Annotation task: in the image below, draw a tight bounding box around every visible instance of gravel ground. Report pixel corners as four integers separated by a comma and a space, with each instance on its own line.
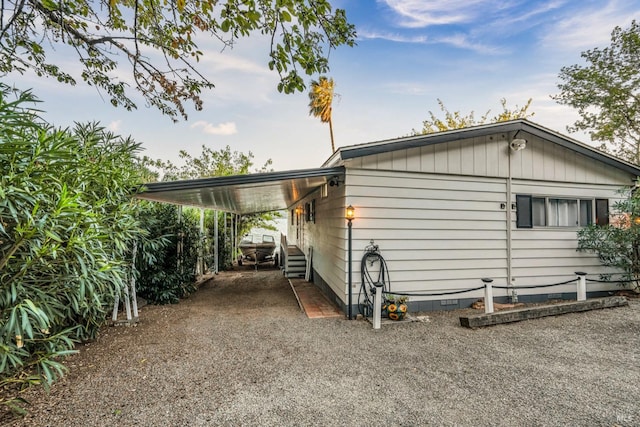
2, 267, 639, 427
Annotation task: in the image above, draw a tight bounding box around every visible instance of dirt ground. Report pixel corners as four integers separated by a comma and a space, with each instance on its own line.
2, 266, 298, 425
2, 266, 639, 426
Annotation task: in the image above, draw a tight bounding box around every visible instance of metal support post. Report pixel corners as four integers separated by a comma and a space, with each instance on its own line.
177, 205, 183, 274
347, 219, 353, 320
214, 210, 219, 274
234, 214, 238, 264
197, 208, 204, 276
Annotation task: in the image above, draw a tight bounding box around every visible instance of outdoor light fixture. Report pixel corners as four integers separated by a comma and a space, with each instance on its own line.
346, 205, 355, 320
509, 129, 528, 152
346, 205, 355, 221
509, 138, 527, 151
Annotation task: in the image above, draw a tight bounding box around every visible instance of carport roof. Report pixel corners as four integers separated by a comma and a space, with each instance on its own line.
136, 166, 345, 214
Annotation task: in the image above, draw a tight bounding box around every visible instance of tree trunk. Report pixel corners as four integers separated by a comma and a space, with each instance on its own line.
329, 117, 335, 152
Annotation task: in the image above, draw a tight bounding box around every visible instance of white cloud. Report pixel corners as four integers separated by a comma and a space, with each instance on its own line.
436, 34, 505, 54
380, 0, 492, 27
190, 120, 238, 135
358, 28, 502, 54
190, 34, 280, 105
107, 120, 122, 132
358, 29, 427, 43
505, 0, 565, 24
471, 1, 566, 39
204, 52, 271, 76
540, 1, 640, 52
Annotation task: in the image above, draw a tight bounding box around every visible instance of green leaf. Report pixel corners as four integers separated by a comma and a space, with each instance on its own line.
280, 10, 292, 22
20, 308, 33, 339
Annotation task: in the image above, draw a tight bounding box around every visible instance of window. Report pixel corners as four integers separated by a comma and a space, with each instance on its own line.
516, 195, 608, 228
321, 183, 328, 198
580, 200, 592, 227
596, 199, 609, 226
532, 197, 546, 226
548, 198, 578, 227
306, 199, 316, 223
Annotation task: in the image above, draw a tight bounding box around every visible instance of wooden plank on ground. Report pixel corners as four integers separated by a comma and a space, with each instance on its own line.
459, 296, 628, 329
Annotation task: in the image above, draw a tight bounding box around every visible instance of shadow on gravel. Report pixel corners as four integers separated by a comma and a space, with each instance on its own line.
193, 267, 301, 317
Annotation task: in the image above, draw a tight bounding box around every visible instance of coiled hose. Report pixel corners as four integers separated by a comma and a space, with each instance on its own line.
359, 242, 391, 317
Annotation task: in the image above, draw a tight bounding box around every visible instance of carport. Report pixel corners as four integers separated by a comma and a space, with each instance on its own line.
135, 166, 346, 318
137, 167, 344, 214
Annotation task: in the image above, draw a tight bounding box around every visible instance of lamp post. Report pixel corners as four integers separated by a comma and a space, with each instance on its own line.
346, 205, 355, 320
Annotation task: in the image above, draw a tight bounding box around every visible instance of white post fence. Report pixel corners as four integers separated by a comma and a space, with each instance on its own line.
372, 284, 383, 330
370, 272, 591, 329
575, 271, 587, 301
480, 273, 588, 314
482, 278, 494, 314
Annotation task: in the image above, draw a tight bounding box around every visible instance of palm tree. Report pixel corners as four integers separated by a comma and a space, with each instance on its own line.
308, 76, 336, 152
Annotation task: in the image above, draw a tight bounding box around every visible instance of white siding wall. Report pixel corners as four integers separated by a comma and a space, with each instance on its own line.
511, 135, 631, 184
336, 130, 637, 305
354, 135, 510, 178
346, 168, 507, 301
288, 183, 347, 301
510, 180, 625, 296
349, 133, 633, 185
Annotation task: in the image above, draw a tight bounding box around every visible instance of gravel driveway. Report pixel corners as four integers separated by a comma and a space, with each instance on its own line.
3, 267, 639, 426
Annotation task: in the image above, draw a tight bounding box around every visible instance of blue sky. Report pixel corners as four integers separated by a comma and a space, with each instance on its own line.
7, 0, 640, 172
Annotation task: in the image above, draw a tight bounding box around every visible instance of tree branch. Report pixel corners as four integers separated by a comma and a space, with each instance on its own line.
0, 0, 27, 41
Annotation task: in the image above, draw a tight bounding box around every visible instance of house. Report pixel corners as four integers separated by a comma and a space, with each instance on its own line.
138, 120, 640, 314
284, 120, 640, 313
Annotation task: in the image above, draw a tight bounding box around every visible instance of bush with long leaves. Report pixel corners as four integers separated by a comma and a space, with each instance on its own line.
578, 187, 640, 292
0, 85, 146, 412
135, 203, 199, 305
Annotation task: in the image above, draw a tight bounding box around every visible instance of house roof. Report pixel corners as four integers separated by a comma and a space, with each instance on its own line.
136, 167, 345, 214
137, 120, 640, 214
324, 120, 640, 177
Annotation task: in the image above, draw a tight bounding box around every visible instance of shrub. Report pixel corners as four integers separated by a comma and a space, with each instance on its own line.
135, 203, 199, 304
577, 186, 640, 291
0, 86, 145, 412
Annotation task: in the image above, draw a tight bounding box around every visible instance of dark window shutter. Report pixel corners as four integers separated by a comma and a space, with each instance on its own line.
516, 195, 533, 228
595, 199, 609, 226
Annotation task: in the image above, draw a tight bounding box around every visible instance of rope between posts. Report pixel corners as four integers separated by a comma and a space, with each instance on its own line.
382, 285, 486, 297
383, 278, 581, 298
586, 278, 636, 283
387, 275, 633, 300
492, 279, 576, 290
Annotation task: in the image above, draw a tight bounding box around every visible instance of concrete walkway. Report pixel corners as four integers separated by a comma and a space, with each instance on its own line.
288, 278, 343, 319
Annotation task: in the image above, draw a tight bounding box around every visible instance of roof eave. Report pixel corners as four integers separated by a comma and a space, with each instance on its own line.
139, 166, 346, 194
336, 120, 640, 177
